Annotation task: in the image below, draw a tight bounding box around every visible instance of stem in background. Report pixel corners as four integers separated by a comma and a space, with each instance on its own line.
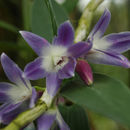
74, 0, 104, 43
22, 0, 33, 30
3, 101, 47, 130
44, 0, 57, 36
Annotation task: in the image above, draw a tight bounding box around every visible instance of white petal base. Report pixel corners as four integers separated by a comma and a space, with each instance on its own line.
41, 89, 53, 107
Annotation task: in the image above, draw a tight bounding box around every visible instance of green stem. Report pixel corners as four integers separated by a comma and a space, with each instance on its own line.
22, 0, 33, 30
44, 0, 57, 36
34, 86, 45, 91
74, 0, 104, 43
3, 101, 47, 130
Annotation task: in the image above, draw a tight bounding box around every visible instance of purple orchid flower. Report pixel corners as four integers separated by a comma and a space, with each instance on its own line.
85, 9, 130, 68
37, 107, 69, 130
20, 21, 91, 105
0, 53, 37, 124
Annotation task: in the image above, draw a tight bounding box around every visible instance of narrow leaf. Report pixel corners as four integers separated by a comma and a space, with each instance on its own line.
0, 20, 19, 33
44, 0, 57, 36
63, 0, 78, 13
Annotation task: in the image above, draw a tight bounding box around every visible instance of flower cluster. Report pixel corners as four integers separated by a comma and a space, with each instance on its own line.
0, 9, 129, 130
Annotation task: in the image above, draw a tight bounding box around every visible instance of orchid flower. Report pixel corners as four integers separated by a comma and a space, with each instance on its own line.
37, 107, 69, 130
20, 21, 91, 106
0, 53, 37, 124
85, 9, 130, 68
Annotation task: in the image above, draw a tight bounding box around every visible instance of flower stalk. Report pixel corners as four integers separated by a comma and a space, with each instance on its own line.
74, 0, 104, 43
3, 100, 47, 130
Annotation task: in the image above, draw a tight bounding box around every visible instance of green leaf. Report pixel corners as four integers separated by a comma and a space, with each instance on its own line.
0, 20, 19, 33
63, 0, 78, 13
32, 0, 68, 42
57, 104, 90, 130
90, 56, 129, 86
61, 73, 130, 127
51, 1, 68, 25
44, 0, 57, 36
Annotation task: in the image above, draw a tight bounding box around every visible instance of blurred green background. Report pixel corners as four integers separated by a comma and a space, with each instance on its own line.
0, 0, 129, 129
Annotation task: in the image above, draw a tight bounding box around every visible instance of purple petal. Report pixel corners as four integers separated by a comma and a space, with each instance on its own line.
29, 88, 37, 108
46, 73, 62, 97
20, 31, 49, 56
88, 9, 111, 39
24, 57, 47, 80
1, 101, 28, 124
68, 41, 92, 58
0, 83, 13, 103
0, 92, 9, 103
0, 102, 22, 124
53, 21, 74, 47
37, 110, 56, 130
58, 57, 76, 79
1, 53, 31, 89
104, 32, 130, 53
56, 108, 70, 130
0, 103, 16, 114
86, 49, 130, 68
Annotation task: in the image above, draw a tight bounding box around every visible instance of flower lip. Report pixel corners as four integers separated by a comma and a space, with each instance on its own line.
56, 56, 68, 66
41, 45, 69, 73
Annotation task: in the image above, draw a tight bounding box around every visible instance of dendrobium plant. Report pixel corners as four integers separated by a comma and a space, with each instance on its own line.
85, 9, 130, 68
0, 53, 37, 124
0, 0, 130, 128
20, 21, 91, 106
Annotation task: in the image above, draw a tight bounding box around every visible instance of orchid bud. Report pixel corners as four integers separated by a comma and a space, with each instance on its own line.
76, 59, 93, 85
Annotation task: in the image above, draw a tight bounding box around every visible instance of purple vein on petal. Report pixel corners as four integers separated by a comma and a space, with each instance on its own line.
104, 32, 130, 53
24, 57, 47, 80
68, 41, 92, 58
88, 9, 111, 39
86, 49, 130, 68
19, 31, 49, 56
1, 53, 31, 90
53, 21, 74, 47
